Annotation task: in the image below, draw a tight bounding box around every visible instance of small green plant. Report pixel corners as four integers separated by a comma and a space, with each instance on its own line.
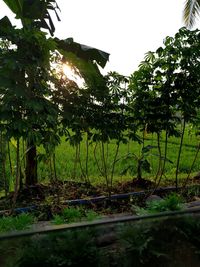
52, 214, 65, 225
0, 213, 35, 233
62, 207, 82, 223
85, 210, 100, 221
52, 208, 100, 225
12, 229, 100, 267
134, 193, 185, 215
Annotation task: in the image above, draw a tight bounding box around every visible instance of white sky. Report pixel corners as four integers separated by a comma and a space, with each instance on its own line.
0, 0, 199, 75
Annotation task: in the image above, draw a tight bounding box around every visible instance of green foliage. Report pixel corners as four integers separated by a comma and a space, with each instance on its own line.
120, 145, 157, 178
1, 4, 200, 193
120, 217, 200, 266
129, 27, 200, 188
52, 214, 65, 225
178, 217, 200, 250
0, 213, 35, 233
120, 223, 165, 265
130, 27, 200, 137
61, 207, 82, 223
147, 193, 185, 212
85, 210, 99, 221
52, 208, 99, 225
13, 229, 99, 267
134, 193, 185, 215
3, 0, 60, 35
2, 215, 200, 266
0, 0, 109, 187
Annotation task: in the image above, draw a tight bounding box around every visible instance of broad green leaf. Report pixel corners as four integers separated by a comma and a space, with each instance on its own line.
0, 16, 13, 37
55, 41, 109, 99
3, 0, 23, 18
3, 0, 60, 35
55, 38, 109, 68
10, 138, 17, 149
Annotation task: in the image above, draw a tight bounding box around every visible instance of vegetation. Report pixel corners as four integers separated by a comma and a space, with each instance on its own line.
0, 0, 109, 199
7, 229, 100, 267
0, 2, 200, 266
120, 216, 200, 266
52, 207, 99, 224
0, 213, 34, 233
183, 0, 200, 28
1, 216, 200, 266
0, 1, 200, 251
134, 193, 185, 215
0, 26, 200, 201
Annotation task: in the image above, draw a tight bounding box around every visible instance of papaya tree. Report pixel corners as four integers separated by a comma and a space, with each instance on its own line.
0, 0, 109, 189
129, 27, 200, 188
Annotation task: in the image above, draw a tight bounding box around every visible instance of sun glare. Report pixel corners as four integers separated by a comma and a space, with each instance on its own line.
62, 64, 75, 80
62, 63, 84, 87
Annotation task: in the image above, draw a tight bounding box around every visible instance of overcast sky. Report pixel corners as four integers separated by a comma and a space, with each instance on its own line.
1, 0, 199, 75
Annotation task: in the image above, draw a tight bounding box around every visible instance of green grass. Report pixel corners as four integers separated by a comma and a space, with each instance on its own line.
39, 127, 200, 183
52, 207, 99, 225
3, 126, 200, 189
134, 193, 185, 215
0, 213, 35, 233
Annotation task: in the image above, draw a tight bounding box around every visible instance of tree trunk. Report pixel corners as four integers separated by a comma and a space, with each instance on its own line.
25, 140, 38, 186
137, 161, 142, 180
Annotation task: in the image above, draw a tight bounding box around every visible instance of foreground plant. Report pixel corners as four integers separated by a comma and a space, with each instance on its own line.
134, 193, 185, 215
0, 0, 109, 195
120, 216, 200, 266
52, 207, 99, 225
10, 229, 100, 267
0, 213, 35, 233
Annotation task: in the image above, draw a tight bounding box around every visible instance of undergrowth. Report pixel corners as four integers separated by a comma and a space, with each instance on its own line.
133, 193, 185, 215
0, 213, 35, 233
52, 207, 100, 225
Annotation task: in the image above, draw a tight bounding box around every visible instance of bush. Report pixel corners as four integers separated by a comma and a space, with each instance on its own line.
0, 213, 35, 233
134, 193, 185, 215
14, 229, 100, 267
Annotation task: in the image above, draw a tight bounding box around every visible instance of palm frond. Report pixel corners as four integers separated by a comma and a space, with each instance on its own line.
183, 0, 200, 28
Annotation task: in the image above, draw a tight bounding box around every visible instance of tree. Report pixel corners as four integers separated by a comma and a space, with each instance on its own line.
183, 0, 200, 28
129, 27, 200, 187
0, 0, 109, 188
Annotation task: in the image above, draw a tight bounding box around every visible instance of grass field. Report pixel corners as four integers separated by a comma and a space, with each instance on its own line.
35, 126, 200, 186
3, 125, 200, 193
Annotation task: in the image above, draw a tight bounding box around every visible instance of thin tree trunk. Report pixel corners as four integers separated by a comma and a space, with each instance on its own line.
72, 144, 79, 179
183, 142, 200, 188
154, 130, 168, 191
49, 155, 53, 180
12, 139, 20, 209
25, 140, 37, 186
110, 142, 120, 189
101, 141, 110, 198
53, 152, 57, 181
22, 139, 26, 169
77, 143, 86, 181
94, 142, 103, 176
155, 132, 162, 183
137, 160, 142, 180
175, 119, 186, 190
85, 132, 89, 183
7, 141, 13, 176
0, 133, 7, 196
